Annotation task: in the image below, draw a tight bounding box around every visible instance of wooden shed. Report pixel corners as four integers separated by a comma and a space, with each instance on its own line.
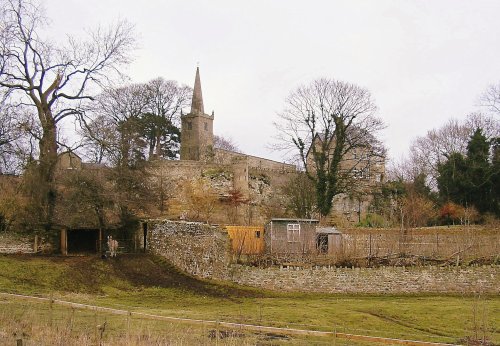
264, 218, 319, 255
316, 227, 343, 255
226, 225, 265, 255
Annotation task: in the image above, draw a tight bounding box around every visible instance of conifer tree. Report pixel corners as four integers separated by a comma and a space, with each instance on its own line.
437, 129, 499, 216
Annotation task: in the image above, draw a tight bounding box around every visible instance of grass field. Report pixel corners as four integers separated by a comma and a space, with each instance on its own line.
0, 254, 498, 345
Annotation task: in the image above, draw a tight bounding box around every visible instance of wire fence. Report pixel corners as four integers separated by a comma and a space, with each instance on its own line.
244, 228, 500, 267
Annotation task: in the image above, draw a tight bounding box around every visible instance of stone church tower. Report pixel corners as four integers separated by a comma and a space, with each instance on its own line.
180, 67, 214, 161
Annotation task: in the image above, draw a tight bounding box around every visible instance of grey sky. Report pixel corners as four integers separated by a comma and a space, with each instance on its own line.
45, 0, 500, 163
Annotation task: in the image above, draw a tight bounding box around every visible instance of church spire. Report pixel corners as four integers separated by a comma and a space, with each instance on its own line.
190, 66, 204, 114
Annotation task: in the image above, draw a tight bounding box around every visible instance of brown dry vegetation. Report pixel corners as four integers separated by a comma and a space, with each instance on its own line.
238, 225, 500, 267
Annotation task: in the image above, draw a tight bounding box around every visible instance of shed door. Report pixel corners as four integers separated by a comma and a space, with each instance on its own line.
316, 234, 328, 253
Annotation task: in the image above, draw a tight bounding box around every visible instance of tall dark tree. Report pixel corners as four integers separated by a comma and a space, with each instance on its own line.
465, 129, 496, 214
492, 138, 500, 214
437, 152, 469, 208
437, 129, 499, 216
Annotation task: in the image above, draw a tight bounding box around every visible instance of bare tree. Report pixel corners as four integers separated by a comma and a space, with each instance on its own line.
403, 113, 499, 188
79, 114, 117, 165
212, 134, 242, 164
0, 90, 19, 172
214, 135, 241, 153
281, 172, 316, 219
480, 83, 500, 116
82, 79, 190, 163
89, 84, 149, 167
274, 78, 385, 217
181, 178, 219, 223
0, 0, 135, 227
144, 78, 191, 160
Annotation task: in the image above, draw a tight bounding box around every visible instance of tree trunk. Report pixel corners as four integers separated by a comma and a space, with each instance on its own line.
153, 128, 162, 160
37, 112, 58, 230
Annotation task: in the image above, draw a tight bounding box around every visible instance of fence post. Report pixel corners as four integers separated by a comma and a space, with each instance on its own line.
94, 307, 98, 345
127, 311, 131, 343
215, 318, 220, 346
33, 235, 38, 254
49, 291, 53, 327
436, 232, 439, 254
333, 325, 336, 346
368, 233, 372, 265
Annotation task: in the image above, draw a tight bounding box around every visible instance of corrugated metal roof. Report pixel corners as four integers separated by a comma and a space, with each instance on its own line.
316, 227, 342, 234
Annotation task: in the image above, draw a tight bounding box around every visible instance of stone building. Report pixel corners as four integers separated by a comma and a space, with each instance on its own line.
306, 132, 386, 225
180, 67, 214, 161
157, 67, 296, 206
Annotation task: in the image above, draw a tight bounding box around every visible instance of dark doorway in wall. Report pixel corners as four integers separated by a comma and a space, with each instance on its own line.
142, 222, 148, 252
316, 234, 328, 253
68, 229, 99, 253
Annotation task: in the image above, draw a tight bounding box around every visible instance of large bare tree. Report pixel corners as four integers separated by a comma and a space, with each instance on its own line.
0, 0, 135, 227
81, 78, 190, 165
91, 84, 149, 167
274, 78, 385, 217
144, 78, 191, 160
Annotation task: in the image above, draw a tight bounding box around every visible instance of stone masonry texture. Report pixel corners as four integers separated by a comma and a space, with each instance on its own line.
147, 220, 231, 279
147, 220, 500, 294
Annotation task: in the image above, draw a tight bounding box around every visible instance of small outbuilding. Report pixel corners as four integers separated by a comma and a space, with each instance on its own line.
316, 227, 343, 255
264, 218, 319, 255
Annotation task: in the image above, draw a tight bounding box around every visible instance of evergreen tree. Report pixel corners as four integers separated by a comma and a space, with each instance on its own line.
465, 129, 494, 214
437, 152, 468, 205
437, 129, 499, 216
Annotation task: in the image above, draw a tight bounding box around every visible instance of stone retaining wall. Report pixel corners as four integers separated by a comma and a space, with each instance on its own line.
147, 220, 230, 279
229, 264, 499, 294
146, 220, 500, 294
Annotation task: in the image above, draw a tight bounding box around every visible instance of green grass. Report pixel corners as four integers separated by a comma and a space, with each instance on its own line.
0, 254, 498, 345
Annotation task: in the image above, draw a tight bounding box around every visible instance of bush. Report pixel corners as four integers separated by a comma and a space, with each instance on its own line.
357, 213, 387, 228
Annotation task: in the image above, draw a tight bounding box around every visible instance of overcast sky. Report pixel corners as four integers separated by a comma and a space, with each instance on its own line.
45, 0, 500, 163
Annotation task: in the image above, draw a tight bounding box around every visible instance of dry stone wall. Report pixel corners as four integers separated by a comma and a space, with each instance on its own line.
0, 232, 51, 254
147, 220, 231, 279
0, 233, 34, 254
147, 220, 500, 294
229, 264, 500, 294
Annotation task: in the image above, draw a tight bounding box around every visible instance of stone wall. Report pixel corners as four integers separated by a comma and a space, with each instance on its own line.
229, 264, 500, 294
214, 148, 296, 172
146, 220, 231, 279
0, 232, 51, 254
0, 233, 34, 254
146, 220, 499, 294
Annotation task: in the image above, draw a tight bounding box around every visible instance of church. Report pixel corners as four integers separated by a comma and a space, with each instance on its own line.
54, 67, 384, 226
169, 67, 385, 225
164, 67, 296, 200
